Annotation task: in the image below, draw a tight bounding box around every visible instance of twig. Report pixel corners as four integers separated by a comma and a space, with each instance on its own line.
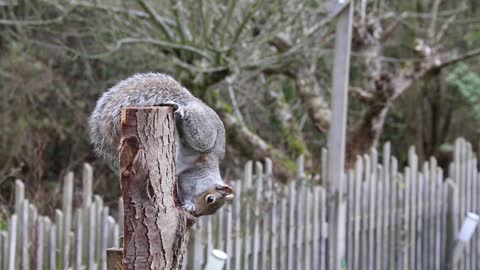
428, 0, 442, 41
137, 0, 174, 40
226, 80, 245, 125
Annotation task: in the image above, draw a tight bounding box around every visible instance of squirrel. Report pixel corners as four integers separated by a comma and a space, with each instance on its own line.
89, 73, 233, 217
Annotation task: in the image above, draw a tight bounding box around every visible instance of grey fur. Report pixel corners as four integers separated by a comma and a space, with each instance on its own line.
89, 73, 231, 216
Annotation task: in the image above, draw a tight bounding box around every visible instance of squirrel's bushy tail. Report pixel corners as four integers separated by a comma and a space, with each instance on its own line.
88, 72, 192, 165
89, 101, 120, 165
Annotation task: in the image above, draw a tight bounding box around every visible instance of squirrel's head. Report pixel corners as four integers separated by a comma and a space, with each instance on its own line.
191, 185, 234, 216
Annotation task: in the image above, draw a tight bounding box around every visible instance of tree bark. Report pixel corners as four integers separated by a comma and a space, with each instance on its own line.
120, 106, 194, 270
295, 65, 331, 133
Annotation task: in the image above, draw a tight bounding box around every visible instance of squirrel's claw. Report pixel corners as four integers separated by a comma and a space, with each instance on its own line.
181, 202, 195, 213
163, 101, 185, 118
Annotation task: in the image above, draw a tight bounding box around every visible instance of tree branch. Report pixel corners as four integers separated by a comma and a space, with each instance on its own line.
264, 82, 311, 161
137, 0, 174, 40
428, 0, 442, 40
217, 105, 295, 180
111, 38, 214, 60
349, 86, 374, 102
437, 47, 480, 69
295, 65, 331, 133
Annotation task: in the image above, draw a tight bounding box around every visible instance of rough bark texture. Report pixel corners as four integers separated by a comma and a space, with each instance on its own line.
295, 65, 331, 133
120, 106, 194, 270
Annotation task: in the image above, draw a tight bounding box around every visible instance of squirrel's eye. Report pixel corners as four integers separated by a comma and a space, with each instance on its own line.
205, 195, 216, 204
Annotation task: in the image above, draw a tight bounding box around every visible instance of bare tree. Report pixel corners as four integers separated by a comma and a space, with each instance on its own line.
2, 0, 479, 176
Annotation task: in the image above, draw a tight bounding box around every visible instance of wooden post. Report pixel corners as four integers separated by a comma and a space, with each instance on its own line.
119, 106, 194, 270
326, 0, 354, 269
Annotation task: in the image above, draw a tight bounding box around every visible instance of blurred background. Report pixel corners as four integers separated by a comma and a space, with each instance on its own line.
0, 0, 479, 219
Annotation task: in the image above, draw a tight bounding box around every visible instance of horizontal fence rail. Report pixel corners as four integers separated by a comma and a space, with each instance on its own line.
0, 138, 479, 270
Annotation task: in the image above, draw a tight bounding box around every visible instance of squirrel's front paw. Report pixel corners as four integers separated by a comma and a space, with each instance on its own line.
181, 202, 195, 213
164, 101, 185, 117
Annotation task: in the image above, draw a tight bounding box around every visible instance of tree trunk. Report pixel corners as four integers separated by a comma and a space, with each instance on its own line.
120, 106, 194, 270
345, 101, 390, 168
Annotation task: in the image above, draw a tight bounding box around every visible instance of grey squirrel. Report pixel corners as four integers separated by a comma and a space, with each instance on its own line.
89, 73, 233, 216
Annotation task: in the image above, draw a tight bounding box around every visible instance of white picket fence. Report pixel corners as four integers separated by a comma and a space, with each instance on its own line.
0, 164, 123, 270
187, 138, 480, 270
0, 138, 479, 270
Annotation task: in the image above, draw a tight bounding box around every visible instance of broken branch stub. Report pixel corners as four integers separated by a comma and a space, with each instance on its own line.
119, 106, 194, 270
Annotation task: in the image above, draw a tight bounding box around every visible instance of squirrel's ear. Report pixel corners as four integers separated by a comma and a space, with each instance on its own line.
216, 185, 233, 195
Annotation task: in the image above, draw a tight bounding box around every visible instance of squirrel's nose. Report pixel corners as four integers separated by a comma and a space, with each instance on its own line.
216, 184, 233, 194
216, 185, 234, 201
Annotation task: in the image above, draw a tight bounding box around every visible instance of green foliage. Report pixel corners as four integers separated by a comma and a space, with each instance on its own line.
0, 218, 6, 231
282, 127, 306, 156
447, 64, 480, 119
282, 80, 296, 102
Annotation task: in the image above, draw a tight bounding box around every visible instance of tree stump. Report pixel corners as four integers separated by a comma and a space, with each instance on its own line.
119, 106, 194, 270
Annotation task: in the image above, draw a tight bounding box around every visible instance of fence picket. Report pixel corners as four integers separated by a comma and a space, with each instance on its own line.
88, 203, 96, 270
44, 218, 51, 269
234, 180, 243, 270
1, 231, 7, 270
8, 215, 17, 270
82, 163, 93, 208
226, 204, 233, 270
382, 142, 391, 270
262, 159, 272, 270
477, 172, 480, 269
266, 159, 276, 270
305, 186, 312, 270
472, 168, 478, 270
391, 167, 400, 269
101, 207, 109, 270
218, 203, 225, 252
312, 187, 320, 270
443, 180, 453, 267
428, 159, 437, 270
243, 161, 253, 270
352, 158, 362, 270
466, 152, 473, 270
415, 173, 424, 270
50, 224, 56, 270
279, 192, 287, 270
434, 169, 442, 270
408, 147, 418, 270
287, 181, 295, 270
75, 209, 83, 270
346, 170, 354, 270
403, 168, 411, 270
36, 217, 45, 270
15, 179, 25, 269
253, 161, 263, 270
319, 187, 326, 270
296, 182, 305, 270
453, 139, 461, 236
368, 170, 376, 270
